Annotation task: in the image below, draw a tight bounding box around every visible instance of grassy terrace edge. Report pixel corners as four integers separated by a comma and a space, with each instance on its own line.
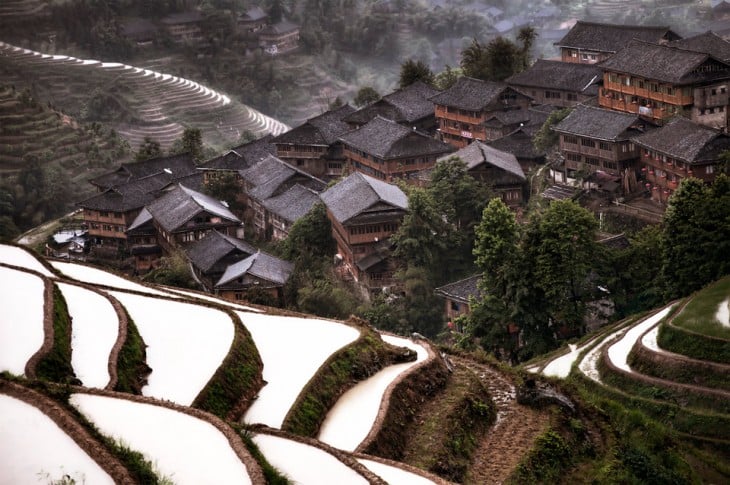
628, 342, 730, 391
657, 322, 730, 364
192, 309, 264, 421
113, 307, 150, 394
35, 284, 75, 383
281, 322, 416, 437
570, 372, 730, 441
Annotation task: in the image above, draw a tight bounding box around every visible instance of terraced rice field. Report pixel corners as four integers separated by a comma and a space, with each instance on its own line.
0, 41, 289, 152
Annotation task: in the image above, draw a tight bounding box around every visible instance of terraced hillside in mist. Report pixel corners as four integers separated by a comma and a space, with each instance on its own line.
0, 41, 289, 153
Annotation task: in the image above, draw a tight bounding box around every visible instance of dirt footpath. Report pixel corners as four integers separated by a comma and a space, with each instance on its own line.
455, 357, 551, 485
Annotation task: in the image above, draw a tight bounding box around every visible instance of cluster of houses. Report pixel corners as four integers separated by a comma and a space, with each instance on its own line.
71, 20, 730, 316
121, 6, 299, 55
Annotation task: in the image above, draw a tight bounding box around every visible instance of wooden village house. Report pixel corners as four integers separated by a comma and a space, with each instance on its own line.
430, 77, 532, 148
320, 172, 408, 289
339, 115, 454, 184
554, 21, 680, 64
506, 59, 602, 108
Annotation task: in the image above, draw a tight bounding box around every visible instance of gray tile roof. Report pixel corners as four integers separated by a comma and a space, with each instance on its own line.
273, 104, 356, 145
216, 251, 294, 287
670, 31, 730, 62
487, 127, 545, 160
262, 184, 321, 223
555, 21, 680, 53
345, 81, 439, 126
241, 155, 326, 200
321, 172, 407, 224
90, 153, 196, 189
506, 59, 602, 95
185, 230, 256, 274
553, 105, 648, 141
339, 116, 452, 159
127, 208, 153, 232
260, 19, 299, 35
78, 172, 174, 212
599, 39, 730, 84
434, 274, 482, 304
482, 109, 532, 128
429, 77, 516, 111
631, 117, 730, 164
438, 140, 525, 180
146, 184, 240, 233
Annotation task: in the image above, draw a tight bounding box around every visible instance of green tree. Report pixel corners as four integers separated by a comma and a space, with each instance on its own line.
461, 36, 523, 82
268, 0, 284, 24
203, 172, 244, 214
399, 265, 445, 338
170, 127, 204, 162
143, 250, 197, 289
434, 65, 461, 90
135, 137, 163, 161
516, 26, 537, 69
533, 107, 572, 154
661, 175, 730, 298
278, 202, 335, 261
532, 200, 600, 336
353, 86, 380, 107
399, 59, 434, 88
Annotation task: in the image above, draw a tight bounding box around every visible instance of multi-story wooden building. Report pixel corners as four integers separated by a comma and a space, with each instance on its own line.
339, 116, 454, 183
506, 59, 602, 108
320, 172, 408, 288
237, 6, 268, 40
554, 21, 680, 64
259, 19, 300, 55
185, 230, 257, 292
553, 105, 655, 189
141, 183, 243, 257
598, 39, 730, 130
272, 104, 355, 179
215, 251, 293, 306
160, 11, 204, 44
430, 77, 532, 148
238, 154, 326, 240
632, 117, 730, 204
434, 274, 482, 322
343, 80, 440, 134
438, 141, 527, 206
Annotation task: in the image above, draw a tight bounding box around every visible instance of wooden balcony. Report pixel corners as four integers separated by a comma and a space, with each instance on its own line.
435, 105, 483, 124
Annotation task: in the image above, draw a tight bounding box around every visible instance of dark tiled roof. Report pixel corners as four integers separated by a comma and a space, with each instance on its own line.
274, 105, 356, 145
553, 105, 648, 141
161, 11, 203, 24
599, 39, 730, 84
90, 153, 196, 189
506, 59, 602, 94
260, 19, 299, 35
232, 134, 277, 165
439, 140, 525, 180
555, 21, 680, 53
487, 127, 544, 160
321, 172, 407, 224
670, 31, 730, 62
262, 184, 321, 223
127, 208, 153, 232
380, 80, 439, 123
217, 251, 294, 287
240, 6, 267, 22
78, 171, 174, 212
429, 77, 514, 111
434, 274, 482, 304
631, 117, 730, 164
482, 109, 531, 128
240, 155, 326, 200
146, 184, 240, 233
185, 230, 256, 274
199, 151, 247, 171
339, 116, 452, 159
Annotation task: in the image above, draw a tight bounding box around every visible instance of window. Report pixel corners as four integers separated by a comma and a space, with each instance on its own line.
545, 90, 561, 99
712, 88, 717, 96
599, 142, 610, 151
706, 165, 715, 174
566, 153, 581, 162
563, 135, 578, 145
581, 138, 596, 148
603, 160, 618, 170
567, 93, 578, 101
586, 157, 599, 166
571, 51, 578, 58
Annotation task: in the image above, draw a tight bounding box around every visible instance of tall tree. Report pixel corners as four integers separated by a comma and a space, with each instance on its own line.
661, 175, 730, 298
278, 202, 335, 261
353, 86, 380, 107
516, 26, 537, 69
434, 65, 461, 90
460, 36, 523, 81
135, 137, 163, 161
171, 127, 204, 162
532, 199, 599, 336
399, 59, 434, 88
